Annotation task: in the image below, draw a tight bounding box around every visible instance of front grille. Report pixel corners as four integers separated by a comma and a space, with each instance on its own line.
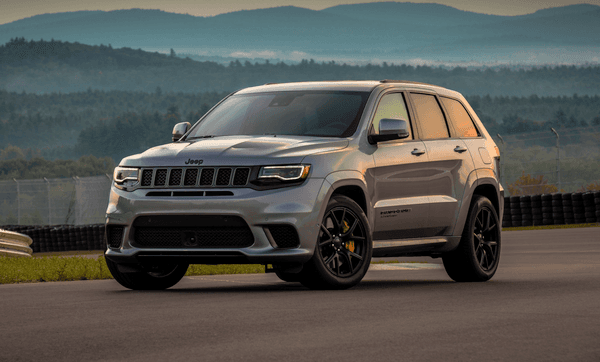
132, 215, 254, 248
266, 225, 300, 248
200, 168, 214, 186
216, 168, 232, 186
141, 170, 153, 186
233, 168, 250, 186
134, 228, 254, 248
169, 169, 182, 186
106, 225, 125, 249
184, 169, 198, 186
138, 167, 251, 188
155, 169, 167, 186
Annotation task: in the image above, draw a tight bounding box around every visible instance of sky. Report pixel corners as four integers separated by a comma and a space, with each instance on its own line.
2, 0, 600, 25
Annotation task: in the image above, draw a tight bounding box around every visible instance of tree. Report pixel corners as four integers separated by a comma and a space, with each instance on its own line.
170, 48, 176, 58
508, 172, 558, 196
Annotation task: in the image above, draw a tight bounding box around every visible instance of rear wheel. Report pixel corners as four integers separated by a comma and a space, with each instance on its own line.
443, 195, 501, 282
299, 195, 372, 290
106, 258, 189, 290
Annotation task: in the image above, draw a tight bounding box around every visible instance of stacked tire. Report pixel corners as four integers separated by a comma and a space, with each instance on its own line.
0, 224, 107, 253
584, 191, 599, 223
530, 194, 543, 226
572, 193, 585, 224
541, 193, 554, 225
520, 195, 532, 227
502, 196, 512, 228
509, 195, 521, 227
562, 193, 574, 225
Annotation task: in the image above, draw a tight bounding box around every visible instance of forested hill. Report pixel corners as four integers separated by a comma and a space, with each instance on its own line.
2, 39, 600, 97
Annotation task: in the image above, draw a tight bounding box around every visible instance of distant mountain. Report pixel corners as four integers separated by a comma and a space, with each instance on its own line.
0, 3, 598, 64
2, 38, 600, 96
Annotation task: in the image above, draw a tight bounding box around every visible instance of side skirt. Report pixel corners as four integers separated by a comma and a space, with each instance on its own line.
372, 236, 461, 257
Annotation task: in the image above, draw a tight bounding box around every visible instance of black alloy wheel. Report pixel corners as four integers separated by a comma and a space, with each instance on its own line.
472, 207, 500, 273
299, 195, 372, 290
318, 206, 367, 277
443, 195, 501, 282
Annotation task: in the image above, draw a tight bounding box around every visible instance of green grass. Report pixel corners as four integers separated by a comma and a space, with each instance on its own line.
502, 222, 600, 232
0, 255, 265, 285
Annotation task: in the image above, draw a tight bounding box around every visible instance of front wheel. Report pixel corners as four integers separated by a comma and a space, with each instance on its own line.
442, 195, 501, 282
106, 258, 189, 290
299, 195, 372, 290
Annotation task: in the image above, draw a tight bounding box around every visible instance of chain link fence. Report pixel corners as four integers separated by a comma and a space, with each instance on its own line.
495, 126, 600, 195
0, 175, 112, 226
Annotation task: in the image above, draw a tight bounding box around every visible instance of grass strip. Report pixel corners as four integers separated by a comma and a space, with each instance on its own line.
502, 222, 600, 232
0, 256, 265, 285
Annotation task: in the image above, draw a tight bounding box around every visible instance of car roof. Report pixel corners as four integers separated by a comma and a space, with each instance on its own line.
235, 80, 452, 94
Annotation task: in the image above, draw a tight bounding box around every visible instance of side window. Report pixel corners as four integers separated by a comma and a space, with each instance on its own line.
371, 93, 412, 139
440, 97, 480, 138
410, 93, 449, 139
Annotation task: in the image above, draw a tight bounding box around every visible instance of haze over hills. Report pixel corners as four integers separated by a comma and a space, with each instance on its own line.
1, 2, 599, 65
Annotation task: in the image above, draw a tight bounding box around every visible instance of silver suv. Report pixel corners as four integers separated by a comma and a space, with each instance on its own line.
105, 80, 503, 290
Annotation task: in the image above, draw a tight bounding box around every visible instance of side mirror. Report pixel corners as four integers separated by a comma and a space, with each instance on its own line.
172, 122, 191, 142
368, 118, 410, 144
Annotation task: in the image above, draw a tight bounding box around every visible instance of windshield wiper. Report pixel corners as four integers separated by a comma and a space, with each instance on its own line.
187, 135, 218, 140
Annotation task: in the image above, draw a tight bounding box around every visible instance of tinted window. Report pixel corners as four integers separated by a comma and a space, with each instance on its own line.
371, 93, 412, 139
185, 91, 369, 139
410, 93, 449, 139
440, 97, 479, 138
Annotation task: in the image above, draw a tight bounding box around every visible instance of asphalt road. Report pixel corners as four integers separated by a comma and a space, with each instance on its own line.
1, 227, 599, 362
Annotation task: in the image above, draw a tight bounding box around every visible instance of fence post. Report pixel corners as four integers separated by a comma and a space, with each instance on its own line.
44, 177, 51, 225
550, 128, 560, 191
496, 134, 505, 187
13, 178, 20, 225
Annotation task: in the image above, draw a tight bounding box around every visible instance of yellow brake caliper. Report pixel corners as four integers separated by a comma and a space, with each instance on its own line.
343, 220, 355, 252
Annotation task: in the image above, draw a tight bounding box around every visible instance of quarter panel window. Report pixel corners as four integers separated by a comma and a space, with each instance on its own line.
440, 97, 480, 138
410, 93, 449, 139
371, 93, 412, 139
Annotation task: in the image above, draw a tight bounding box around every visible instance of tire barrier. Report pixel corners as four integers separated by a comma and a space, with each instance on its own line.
0, 224, 106, 253
503, 191, 600, 228
0, 229, 33, 257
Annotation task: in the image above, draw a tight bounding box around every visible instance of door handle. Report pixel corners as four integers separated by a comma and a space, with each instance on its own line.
411, 148, 426, 156
454, 146, 468, 153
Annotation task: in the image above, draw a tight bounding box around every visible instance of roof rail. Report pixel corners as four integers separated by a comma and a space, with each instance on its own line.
380, 79, 436, 86
264, 82, 279, 85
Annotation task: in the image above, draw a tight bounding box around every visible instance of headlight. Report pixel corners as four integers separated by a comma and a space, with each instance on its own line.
113, 167, 139, 190
258, 165, 310, 181
252, 164, 311, 189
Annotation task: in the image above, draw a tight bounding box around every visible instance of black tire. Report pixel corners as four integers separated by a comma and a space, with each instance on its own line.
106, 258, 189, 290
275, 271, 302, 283
298, 195, 372, 290
442, 196, 501, 282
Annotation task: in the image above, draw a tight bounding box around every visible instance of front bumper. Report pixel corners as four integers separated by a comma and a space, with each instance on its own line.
104, 178, 329, 265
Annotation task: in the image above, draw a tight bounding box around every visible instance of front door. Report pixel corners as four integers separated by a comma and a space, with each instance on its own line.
367, 92, 432, 241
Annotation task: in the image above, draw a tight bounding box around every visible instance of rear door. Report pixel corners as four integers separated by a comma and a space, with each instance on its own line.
408, 92, 475, 236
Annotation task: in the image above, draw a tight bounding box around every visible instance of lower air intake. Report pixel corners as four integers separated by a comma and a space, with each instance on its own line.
266, 225, 300, 248
106, 226, 124, 249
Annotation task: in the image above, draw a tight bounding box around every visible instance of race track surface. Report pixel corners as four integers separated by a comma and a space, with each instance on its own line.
1, 227, 599, 361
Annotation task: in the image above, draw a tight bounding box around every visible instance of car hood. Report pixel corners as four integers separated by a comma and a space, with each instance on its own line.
119, 135, 349, 167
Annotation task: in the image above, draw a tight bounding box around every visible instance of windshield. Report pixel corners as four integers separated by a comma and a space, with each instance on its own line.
185, 91, 370, 139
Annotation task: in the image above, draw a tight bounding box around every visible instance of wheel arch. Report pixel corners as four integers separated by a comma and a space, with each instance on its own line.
321, 171, 372, 229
